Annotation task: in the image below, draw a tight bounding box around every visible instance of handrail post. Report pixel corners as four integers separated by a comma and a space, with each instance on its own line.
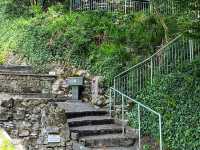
150, 0, 153, 14
159, 115, 163, 150
124, 0, 127, 14
114, 78, 116, 113
189, 36, 194, 62
122, 95, 125, 135
70, 0, 72, 15
114, 78, 116, 89
138, 104, 141, 150
109, 88, 112, 117
150, 58, 153, 84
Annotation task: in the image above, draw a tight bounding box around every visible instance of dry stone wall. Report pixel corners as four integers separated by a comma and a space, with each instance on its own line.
0, 73, 56, 94
0, 99, 71, 150
51, 66, 108, 107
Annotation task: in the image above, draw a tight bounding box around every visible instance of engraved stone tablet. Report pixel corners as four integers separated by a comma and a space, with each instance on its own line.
47, 135, 61, 143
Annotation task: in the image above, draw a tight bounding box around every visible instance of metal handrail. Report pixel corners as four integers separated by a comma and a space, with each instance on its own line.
70, 0, 151, 14
109, 87, 162, 150
114, 34, 200, 97
111, 34, 200, 150
114, 34, 183, 78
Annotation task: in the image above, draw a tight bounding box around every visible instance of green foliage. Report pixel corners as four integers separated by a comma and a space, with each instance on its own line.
143, 144, 151, 150
0, 130, 15, 150
4, 0, 31, 17
0, 1, 185, 85
130, 58, 200, 150
171, 0, 200, 37
11, 9, 167, 85
0, 51, 7, 64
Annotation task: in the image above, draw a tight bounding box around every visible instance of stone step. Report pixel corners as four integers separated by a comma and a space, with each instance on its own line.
68, 116, 114, 127
72, 142, 137, 150
56, 102, 108, 118
90, 146, 136, 150
66, 110, 108, 119
80, 134, 136, 148
0, 65, 32, 73
70, 124, 123, 137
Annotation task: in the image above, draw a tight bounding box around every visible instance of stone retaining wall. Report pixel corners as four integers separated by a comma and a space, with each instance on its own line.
0, 73, 56, 94
0, 99, 71, 150
0, 65, 32, 73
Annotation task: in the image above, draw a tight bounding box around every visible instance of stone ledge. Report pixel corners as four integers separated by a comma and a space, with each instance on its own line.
0, 65, 32, 71
0, 72, 57, 78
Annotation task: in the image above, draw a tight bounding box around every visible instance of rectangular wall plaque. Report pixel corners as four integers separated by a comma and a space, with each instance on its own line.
47, 135, 61, 143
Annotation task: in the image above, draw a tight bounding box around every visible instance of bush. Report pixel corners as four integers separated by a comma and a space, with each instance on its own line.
131, 58, 200, 150
0, 51, 7, 64
14, 10, 167, 84
0, 129, 15, 150
0, 2, 182, 86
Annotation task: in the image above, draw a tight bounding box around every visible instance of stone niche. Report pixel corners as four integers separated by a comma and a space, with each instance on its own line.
0, 99, 71, 150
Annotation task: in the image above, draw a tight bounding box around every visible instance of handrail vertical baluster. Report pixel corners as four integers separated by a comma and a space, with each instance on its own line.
122, 95, 125, 135
109, 88, 112, 117
159, 115, 163, 150
150, 57, 153, 84
138, 104, 141, 150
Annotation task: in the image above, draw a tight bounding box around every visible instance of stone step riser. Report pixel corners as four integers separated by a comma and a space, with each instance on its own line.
73, 142, 137, 150
71, 128, 123, 137
82, 138, 136, 147
66, 111, 108, 119
68, 119, 114, 127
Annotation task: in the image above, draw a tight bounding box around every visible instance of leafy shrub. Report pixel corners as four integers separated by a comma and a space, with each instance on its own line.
14, 10, 167, 84
0, 130, 15, 150
0, 51, 7, 64
4, 0, 31, 17
0, 2, 183, 86
131, 58, 200, 150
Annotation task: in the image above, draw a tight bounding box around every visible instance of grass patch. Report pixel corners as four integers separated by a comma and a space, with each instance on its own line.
0, 129, 15, 150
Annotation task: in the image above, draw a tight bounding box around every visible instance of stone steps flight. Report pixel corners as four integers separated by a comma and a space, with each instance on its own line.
57, 101, 138, 149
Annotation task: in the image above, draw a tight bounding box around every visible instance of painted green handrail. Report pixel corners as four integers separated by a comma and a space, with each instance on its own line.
114, 34, 200, 98
111, 34, 200, 150
109, 87, 162, 150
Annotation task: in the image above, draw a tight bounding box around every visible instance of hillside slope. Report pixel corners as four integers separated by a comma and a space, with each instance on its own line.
133, 57, 200, 150
0, 0, 183, 85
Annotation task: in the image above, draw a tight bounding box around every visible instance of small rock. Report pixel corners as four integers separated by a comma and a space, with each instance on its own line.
96, 99, 103, 106
71, 132, 79, 140
0, 111, 12, 121
19, 130, 30, 137
32, 122, 40, 131
1, 98, 14, 108
46, 127, 60, 134
22, 121, 32, 128
13, 109, 25, 120
31, 114, 40, 122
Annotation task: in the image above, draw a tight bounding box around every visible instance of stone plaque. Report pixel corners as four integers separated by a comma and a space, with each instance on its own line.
47, 135, 61, 143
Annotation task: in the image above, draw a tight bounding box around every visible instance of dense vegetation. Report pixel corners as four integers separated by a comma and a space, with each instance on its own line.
130, 57, 200, 150
0, 0, 187, 85
0, 129, 15, 150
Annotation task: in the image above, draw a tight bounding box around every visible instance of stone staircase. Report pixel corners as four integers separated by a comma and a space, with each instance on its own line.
0, 65, 69, 150
0, 64, 138, 149
0, 65, 56, 101
57, 101, 138, 150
